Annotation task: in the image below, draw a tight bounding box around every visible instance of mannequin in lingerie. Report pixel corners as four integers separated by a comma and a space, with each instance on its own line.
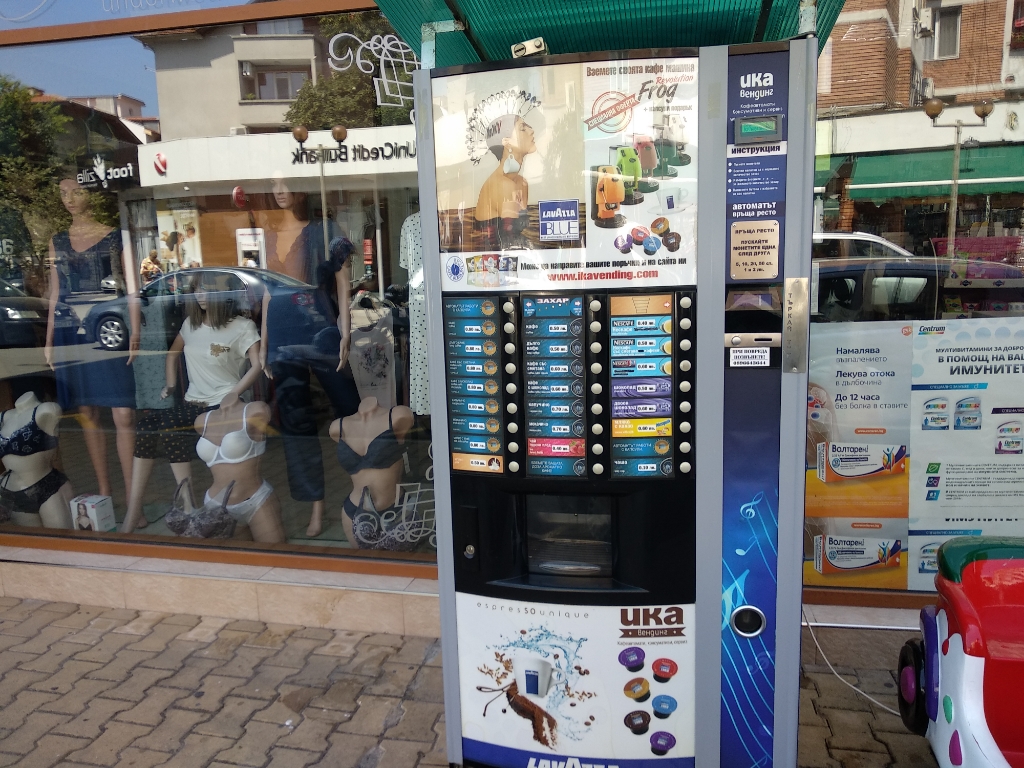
329, 396, 414, 550
0, 392, 74, 528
192, 400, 284, 543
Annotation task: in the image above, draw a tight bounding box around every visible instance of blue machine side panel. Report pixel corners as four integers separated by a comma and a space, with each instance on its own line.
720, 369, 781, 767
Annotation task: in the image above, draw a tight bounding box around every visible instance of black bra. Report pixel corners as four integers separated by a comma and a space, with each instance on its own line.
0, 407, 59, 458
336, 409, 405, 474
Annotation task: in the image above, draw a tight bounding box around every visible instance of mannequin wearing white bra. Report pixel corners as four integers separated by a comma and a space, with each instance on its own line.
193, 400, 284, 543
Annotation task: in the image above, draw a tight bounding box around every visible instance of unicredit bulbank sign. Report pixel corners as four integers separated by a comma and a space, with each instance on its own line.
138, 124, 417, 187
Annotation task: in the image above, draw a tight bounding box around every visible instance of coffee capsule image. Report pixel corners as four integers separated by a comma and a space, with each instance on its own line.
660, 359, 673, 375
643, 236, 661, 256
631, 226, 651, 243
624, 677, 651, 702
614, 234, 633, 253
650, 217, 670, 235
660, 338, 674, 355
624, 710, 651, 735
660, 318, 673, 334
651, 731, 677, 756
652, 695, 678, 719
663, 232, 682, 252
618, 647, 645, 672
652, 658, 678, 683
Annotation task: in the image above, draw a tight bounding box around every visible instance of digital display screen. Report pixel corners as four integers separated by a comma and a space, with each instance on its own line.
734, 114, 783, 144
522, 296, 587, 477
443, 297, 504, 473
609, 294, 675, 478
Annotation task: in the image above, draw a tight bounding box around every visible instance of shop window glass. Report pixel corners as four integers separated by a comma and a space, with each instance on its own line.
0, 11, 430, 560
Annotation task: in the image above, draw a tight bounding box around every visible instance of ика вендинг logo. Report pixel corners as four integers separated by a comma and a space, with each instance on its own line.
619, 607, 686, 638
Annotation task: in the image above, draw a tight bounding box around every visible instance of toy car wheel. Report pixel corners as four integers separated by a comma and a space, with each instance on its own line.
897, 639, 928, 735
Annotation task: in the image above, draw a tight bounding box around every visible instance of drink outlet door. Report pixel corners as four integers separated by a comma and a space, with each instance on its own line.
414, 39, 815, 768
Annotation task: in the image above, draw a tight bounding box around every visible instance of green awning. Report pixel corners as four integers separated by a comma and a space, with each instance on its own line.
376, 0, 843, 67
847, 145, 1024, 200
815, 154, 851, 189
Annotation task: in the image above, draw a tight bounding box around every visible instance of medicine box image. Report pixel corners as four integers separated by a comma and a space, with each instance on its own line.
69, 495, 117, 532
814, 534, 901, 574
816, 441, 906, 482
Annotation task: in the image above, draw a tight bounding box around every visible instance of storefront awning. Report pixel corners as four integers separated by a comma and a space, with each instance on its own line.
376, 0, 843, 67
814, 154, 851, 192
846, 145, 1024, 200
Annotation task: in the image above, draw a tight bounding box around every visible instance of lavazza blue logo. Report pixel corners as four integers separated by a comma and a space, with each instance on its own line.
538, 199, 580, 242
445, 256, 465, 282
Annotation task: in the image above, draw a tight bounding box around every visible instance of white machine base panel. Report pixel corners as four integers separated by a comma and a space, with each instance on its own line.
456, 593, 696, 767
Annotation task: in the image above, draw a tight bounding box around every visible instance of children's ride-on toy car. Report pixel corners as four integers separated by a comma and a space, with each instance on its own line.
897, 537, 1024, 767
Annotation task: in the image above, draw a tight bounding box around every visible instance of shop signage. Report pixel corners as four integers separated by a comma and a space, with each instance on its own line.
290, 140, 416, 165
76, 149, 139, 191
328, 32, 417, 110
154, 153, 167, 176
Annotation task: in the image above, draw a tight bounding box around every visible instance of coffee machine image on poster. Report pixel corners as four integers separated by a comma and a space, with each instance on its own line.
582, 59, 698, 284
457, 595, 695, 767
431, 63, 587, 272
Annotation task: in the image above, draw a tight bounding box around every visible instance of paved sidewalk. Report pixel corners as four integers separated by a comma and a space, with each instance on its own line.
799, 625, 938, 768
0, 597, 940, 767
0, 598, 445, 767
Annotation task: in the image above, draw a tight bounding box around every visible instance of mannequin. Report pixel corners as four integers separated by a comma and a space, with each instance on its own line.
0, 392, 74, 528
261, 233, 359, 538
466, 90, 541, 251
191, 399, 284, 543
44, 175, 140, 500
121, 272, 262, 533
329, 396, 414, 550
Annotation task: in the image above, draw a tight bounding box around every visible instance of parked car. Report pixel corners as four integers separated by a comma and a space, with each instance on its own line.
84, 267, 310, 351
101, 275, 118, 293
814, 232, 947, 322
0, 277, 79, 348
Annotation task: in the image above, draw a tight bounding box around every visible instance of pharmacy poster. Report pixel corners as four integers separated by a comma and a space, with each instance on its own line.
456, 593, 695, 767
804, 322, 913, 589
908, 318, 1024, 590
431, 58, 697, 291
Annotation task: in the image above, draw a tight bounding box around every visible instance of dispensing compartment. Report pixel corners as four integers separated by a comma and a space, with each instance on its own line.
526, 495, 613, 578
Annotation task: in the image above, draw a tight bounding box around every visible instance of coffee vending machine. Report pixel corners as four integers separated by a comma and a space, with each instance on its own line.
415, 39, 816, 767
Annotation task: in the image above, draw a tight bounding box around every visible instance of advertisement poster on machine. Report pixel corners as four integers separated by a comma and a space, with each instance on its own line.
804, 323, 912, 590
456, 594, 695, 767
907, 318, 1024, 590
726, 52, 788, 283
431, 58, 698, 291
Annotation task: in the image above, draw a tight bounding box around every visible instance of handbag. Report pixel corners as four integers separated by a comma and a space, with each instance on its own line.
164, 478, 237, 539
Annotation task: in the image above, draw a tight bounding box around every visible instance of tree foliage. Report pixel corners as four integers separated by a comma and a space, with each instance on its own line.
284, 11, 414, 131
0, 75, 72, 292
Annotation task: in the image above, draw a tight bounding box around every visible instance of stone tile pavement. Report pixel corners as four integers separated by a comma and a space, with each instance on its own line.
799, 625, 938, 768
0, 596, 942, 767
0, 597, 446, 767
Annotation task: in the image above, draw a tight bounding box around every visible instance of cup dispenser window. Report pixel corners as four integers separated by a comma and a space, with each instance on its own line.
526, 495, 613, 578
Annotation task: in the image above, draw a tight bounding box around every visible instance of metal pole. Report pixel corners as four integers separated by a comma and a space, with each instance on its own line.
948, 122, 961, 259
318, 144, 331, 269
373, 182, 384, 299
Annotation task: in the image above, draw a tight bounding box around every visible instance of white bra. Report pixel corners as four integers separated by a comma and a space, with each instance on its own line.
196, 403, 266, 468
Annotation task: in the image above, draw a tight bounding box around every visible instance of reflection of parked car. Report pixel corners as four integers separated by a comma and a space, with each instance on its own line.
813, 232, 954, 323
101, 275, 118, 293
813, 231, 1024, 322
84, 267, 310, 351
0, 278, 78, 348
